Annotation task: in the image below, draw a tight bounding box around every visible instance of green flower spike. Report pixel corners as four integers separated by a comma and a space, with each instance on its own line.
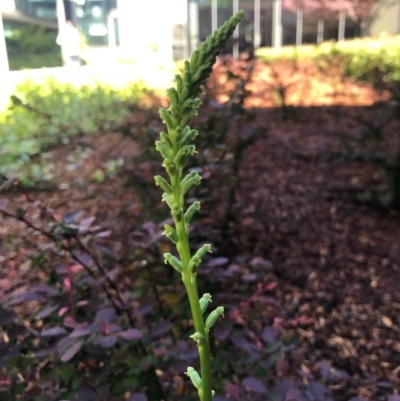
155, 11, 244, 401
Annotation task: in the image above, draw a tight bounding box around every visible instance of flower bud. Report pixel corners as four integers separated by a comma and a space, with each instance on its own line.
180, 129, 198, 146
163, 224, 179, 244
155, 141, 170, 159
176, 145, 196, 167
154, 176, 171, 194
181, 172, 202, 195
159, 108, 174, 132
159, 132, 173, 149
188, 244, 211, 273
199, 293, 212, 315
184, 201, 201, 224
181, 171, 198, 186
186, 367, 202, 390
181, 110, 198, 127
162, 159, 176, 176
174, 74, 182, 92
205, 306, 224, 329
194, 244, 212, 261
179, 83, 190, 104
190, 49, 200, 69
163, 253, 183, 273
166, 87, 179, 105
194, 98, 202, 109
190, 332, 205, 345
162, 193, 171, 208
189, 256, 201, 273
175, 125, 183, 138
171, 203, 183, 221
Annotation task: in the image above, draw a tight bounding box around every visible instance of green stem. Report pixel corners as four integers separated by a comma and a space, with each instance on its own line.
171, 175, 213, 401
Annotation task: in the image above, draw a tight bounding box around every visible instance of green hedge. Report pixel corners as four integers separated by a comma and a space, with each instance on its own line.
0, 79, 150, 183
256, 35, 400, 83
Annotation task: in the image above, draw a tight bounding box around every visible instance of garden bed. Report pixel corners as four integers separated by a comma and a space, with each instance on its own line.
1, 59, 399, 401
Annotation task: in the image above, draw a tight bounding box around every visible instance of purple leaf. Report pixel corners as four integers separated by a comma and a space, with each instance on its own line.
76, 385, 98, 401
41, 327, 68, 337
276, 379, 295, 398
58, 307, 69, 317
36, 347, 56, 358
98, 335, 117, 348
150, 321, 172, 338
37, 305, 58, 319
79, 216, 96, 230
262, 327, 279, 343
0, 199, 9, 210
95, 230, 112, 238
250, 257, 273, 268
24, 292, 46, 302
0, 309, 17, 325
231, 333, 257, 355
213, 398, 231, 401
95, 308, 115, 324
61, 341, 82, 362
307, 382, 329, 401
33, 283, 54, 294
242, 274, 258, 282
93, 244, 116, 258
118, 329, 143, 340
214, 325, 231, 341
64, 316, 87, 329
70, 328, 92, 338
134, 303, 153, 316
7, 325, 28, 338
243, 377, 268, 394
318, 361, 331, 378
63, 211, 81, 224
285, 388, 303, 401
73, 252, 93, 267
207, 257, 229, 268
388, 396, 400, 401
127, 393, 147, 401
224, 382, 240, 400
276, 357, 290, 375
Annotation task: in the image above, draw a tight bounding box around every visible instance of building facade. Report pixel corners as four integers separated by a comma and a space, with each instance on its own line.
1, 0, 399, 69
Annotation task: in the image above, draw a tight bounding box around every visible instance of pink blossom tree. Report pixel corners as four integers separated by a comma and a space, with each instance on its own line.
283, 0, 399, 34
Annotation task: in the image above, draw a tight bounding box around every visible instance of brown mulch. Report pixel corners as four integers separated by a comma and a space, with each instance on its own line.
239, 106, 400, 401
1, 60, 399, 400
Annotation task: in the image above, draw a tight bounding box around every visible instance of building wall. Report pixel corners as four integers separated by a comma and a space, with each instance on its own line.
370, 1, 400, 36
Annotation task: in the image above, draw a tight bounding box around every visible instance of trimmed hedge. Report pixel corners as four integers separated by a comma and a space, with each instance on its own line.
256, 35, 400, 83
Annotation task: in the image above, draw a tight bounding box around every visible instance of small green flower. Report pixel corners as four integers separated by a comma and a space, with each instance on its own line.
186, 367, 203, 390
205, 306, 225, 329
199, 293, 212, 315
